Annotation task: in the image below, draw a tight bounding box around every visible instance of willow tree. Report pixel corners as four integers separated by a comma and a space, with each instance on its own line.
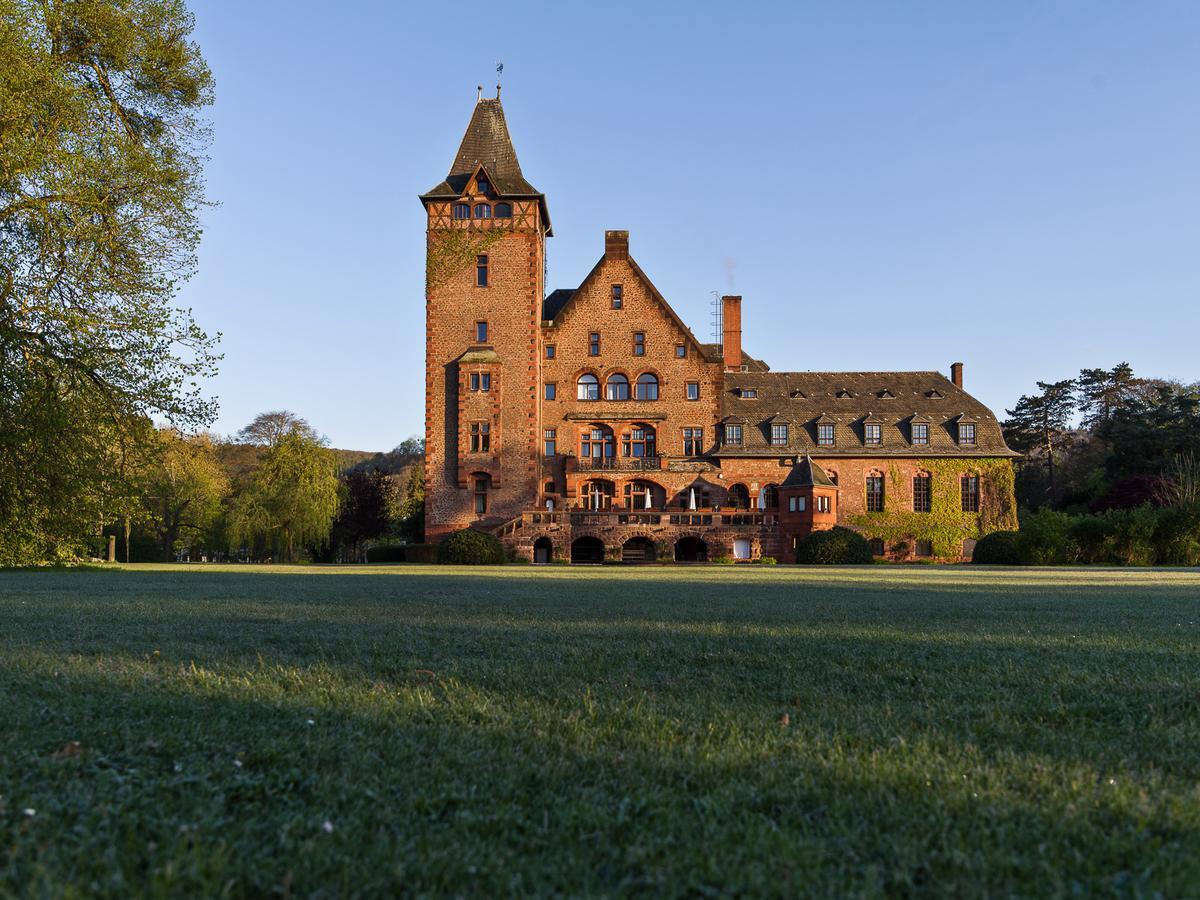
0, 0, 218, 563
229, 430, 339, 563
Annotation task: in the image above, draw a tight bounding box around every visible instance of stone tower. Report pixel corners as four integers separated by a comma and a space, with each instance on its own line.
419, 92, 550, 541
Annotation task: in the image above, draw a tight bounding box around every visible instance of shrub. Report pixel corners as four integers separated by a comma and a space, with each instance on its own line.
437, 529, 506, 565
403, 543, 439, 564
757, 556, 778, 565
711, 555, 735, 565
971, 530, 1022, 565
364, 544, 405, 563
1017, 509, 1073, 565
794, 527, 873, 565
1152, 506, 1200, 566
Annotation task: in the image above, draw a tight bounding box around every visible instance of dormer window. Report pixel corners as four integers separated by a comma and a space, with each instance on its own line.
476, 178, 490, 194
836, 389, 854, 399
724, 424, 743, 445
770, 424, 789, 446
453, 203, 471, 220
911, 422, 929, 445
864, 423, 882, 445
738, 388, 758, 399
817, 423, 835, 446
958, 423, 977, 446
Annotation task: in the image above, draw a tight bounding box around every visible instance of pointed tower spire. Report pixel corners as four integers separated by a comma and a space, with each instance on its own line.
420, 93, 550, 233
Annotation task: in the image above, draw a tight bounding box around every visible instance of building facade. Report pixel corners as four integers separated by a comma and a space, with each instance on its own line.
421, 93, 1018, 562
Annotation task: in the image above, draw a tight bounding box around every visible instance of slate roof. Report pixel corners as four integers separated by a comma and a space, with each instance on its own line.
423, 99, 542, 196
421, 98, 552, 232
781, 454, 838, 488
542, 289, 574, 322
716, 371, 1017, 457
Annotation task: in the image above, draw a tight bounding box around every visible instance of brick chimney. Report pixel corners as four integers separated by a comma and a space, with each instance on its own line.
604, 230, 629, 260
722, 295, 742, 370
950, 361, 963, 389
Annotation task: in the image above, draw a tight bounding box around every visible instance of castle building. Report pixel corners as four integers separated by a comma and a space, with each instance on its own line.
421, 92, 1018, 563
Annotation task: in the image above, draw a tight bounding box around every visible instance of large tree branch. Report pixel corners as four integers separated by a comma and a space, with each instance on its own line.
88, 59, 140, 144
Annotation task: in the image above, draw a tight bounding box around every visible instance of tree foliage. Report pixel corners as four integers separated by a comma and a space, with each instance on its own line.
0, 0, 218, 564
139, 429, 228, 561
228, 430, 339, 563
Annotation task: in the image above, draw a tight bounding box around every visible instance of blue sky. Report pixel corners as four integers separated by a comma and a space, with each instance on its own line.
184, 1, 1200, 450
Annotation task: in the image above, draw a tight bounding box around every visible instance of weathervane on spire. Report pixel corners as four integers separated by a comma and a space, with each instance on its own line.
496, 61, 503, 98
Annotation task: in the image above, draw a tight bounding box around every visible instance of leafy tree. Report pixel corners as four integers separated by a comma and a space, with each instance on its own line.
1077, 363, 1142, 429
394, 462, 425, 543
330, 468, 390, 562
1095, 385, 1200, 480
140, 429, 228, 561
236, 410, 317, 447
1003, 380, 1077, 502
0, 0, 218, 563
229, 430, 338, 563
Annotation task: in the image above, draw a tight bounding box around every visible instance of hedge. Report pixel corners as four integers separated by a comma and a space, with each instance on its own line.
437, 529, 507, 565
794, 526, 873, 565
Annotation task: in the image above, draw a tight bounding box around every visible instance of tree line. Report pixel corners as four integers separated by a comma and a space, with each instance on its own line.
996, 363, 1200, 564
110, 412, 424, 564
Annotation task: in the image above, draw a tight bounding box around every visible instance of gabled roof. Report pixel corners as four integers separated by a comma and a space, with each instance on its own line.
421, 97, 551, 232
782, 454, 838, 489
541, 250, 715, 358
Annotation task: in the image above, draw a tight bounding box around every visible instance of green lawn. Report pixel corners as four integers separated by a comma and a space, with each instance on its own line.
1, 565, 1198, 897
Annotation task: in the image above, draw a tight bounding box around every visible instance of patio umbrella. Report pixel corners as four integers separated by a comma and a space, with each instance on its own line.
757, 487, 767, 510
644, 488, 653, 510
688, 487, 697, 511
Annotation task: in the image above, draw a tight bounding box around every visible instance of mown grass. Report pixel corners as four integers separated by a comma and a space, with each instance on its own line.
1, 565, 1198, 897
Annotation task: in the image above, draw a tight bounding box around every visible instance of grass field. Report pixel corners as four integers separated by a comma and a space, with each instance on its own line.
1, 565, 1198, 897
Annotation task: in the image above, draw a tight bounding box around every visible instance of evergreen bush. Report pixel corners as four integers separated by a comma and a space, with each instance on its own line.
437, 529, 506, 565
794, 527, 873, 565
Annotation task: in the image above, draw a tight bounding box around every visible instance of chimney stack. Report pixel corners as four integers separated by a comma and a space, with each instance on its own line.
951, 361, 963, 389
722, 295, 742, 370
604, 230, 629, 260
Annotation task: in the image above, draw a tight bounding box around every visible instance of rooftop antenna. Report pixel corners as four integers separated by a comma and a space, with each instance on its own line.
495, 61, 503, 98
710, 291, 723, 347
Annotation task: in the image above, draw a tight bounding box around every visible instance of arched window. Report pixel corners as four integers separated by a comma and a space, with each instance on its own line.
494, 202, 512, 218
474, 203, 492, 219
453, 203, 471, 220
621, 424, 656, 458
605, 373, 630, 401
635, 372, 659, 401
581, 480, 614, 510
580, 426, 615, 459
623, 481, 661, 509
576, 373, 599, 401
727, 483, 750, 510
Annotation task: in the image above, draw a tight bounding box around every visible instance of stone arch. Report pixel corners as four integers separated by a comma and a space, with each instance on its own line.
532, 536, 554, 565
726, 483, 751, 510
571, 535, 606, 564
621, 536, 657, 563
674, 535, 709, 562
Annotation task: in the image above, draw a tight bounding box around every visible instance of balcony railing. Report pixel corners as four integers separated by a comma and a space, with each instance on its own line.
575, 455, 662, 472
498, 508, 776, 535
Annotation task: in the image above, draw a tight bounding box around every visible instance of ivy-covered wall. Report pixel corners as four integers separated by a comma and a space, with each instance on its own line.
848, 458, 1017, 557
426, 227, 507, 291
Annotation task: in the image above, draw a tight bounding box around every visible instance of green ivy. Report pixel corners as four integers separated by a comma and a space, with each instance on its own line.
849, 458, 1017, 557
426, 227, 507, 291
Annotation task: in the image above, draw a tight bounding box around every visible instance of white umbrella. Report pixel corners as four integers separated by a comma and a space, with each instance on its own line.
757, 487, 767, 510
644, 487, 653, 510
688, 487, 697, 511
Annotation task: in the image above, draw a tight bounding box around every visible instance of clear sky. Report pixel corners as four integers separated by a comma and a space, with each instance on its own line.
183, 1, 1200, 450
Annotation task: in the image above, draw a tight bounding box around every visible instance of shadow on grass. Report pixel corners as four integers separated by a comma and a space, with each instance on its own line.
2, 656, 1197, 897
